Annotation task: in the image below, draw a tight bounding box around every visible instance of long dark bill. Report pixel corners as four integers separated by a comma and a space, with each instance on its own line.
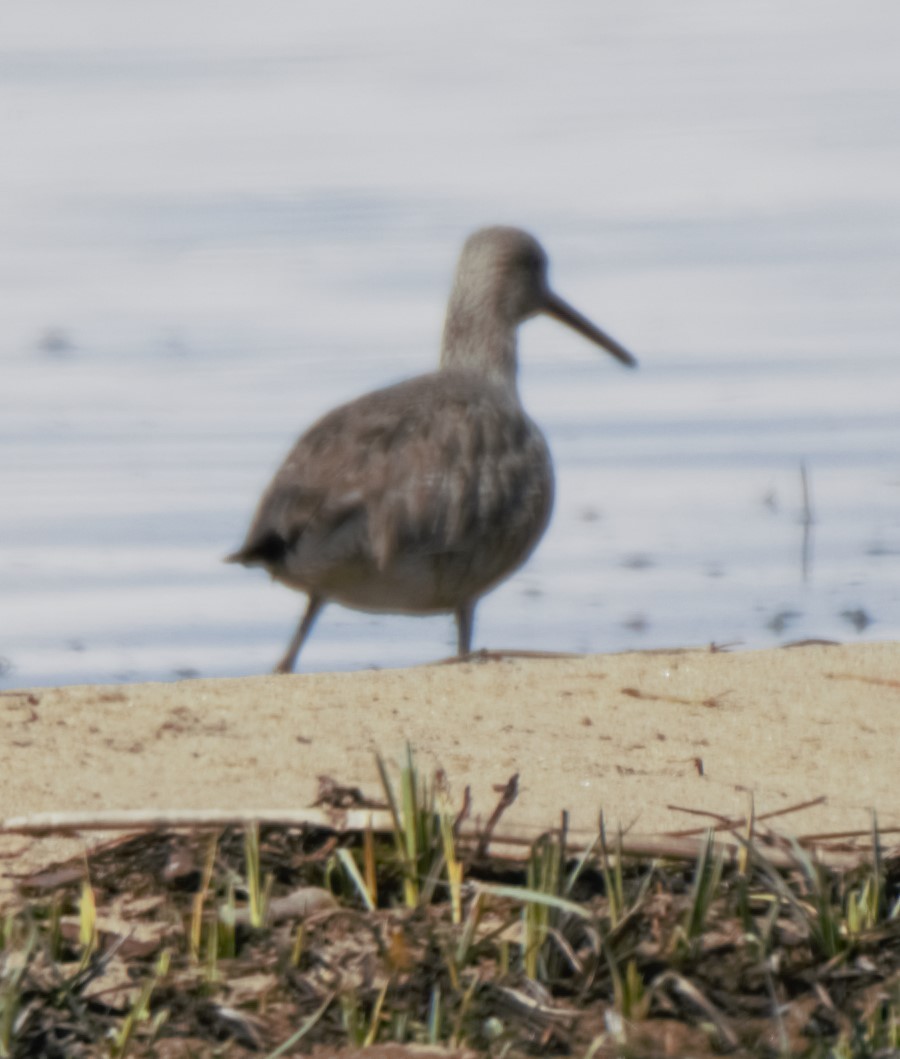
543, 291, 637, 368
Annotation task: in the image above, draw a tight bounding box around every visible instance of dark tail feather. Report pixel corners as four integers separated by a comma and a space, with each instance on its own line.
225, 532, 290, 567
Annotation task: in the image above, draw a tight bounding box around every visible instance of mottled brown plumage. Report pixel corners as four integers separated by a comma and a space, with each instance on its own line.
228, 227, 636, 672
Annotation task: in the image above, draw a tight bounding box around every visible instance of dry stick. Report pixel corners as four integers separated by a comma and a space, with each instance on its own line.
826, 672, 900, 689
431, 648, 582, 666
474, 773, 519, 861
0, 807, 400, 835
665, 795, 828, 838
0, 807, 863, 869
756, 795, 829, 823
798, 827, 900, 842
664, 805, 736, 832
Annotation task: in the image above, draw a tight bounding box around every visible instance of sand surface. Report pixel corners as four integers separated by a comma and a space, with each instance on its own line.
1, 642, 898, 896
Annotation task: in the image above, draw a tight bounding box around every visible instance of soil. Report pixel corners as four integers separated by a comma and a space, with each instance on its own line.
2, 641, 898, 886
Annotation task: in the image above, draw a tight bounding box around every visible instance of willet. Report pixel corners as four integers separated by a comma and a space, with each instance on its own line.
228, 226, 636, 672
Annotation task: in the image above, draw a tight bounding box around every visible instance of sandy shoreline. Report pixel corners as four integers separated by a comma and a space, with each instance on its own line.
2, 641, 898, 897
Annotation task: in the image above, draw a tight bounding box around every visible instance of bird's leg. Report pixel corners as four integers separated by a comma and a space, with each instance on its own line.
455, 601, 474, 657
274, 595, 324, 674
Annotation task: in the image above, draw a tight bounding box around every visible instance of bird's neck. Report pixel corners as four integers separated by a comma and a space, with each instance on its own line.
439, 299, 519, 390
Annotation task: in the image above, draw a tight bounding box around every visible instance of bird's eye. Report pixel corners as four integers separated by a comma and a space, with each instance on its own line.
510, 250, 535, 276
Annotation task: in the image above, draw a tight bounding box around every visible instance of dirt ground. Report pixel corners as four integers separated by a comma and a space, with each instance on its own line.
1, 641, 898, 897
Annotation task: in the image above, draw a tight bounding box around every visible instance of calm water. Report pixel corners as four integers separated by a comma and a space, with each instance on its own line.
2, 3, 899, 687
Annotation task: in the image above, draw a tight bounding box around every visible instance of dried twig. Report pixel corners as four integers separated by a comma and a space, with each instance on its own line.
0, 806, 864, 869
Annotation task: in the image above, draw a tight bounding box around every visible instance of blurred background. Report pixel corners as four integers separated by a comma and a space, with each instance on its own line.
2, 1, 899, 686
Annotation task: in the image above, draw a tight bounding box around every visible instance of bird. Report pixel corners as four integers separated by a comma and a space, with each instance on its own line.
227, 226, 636, 673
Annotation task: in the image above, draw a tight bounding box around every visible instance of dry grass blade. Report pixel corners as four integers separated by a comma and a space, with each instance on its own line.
263, 990, 336, 1058
651, 970, 739, 1051
474, 882, 593, 924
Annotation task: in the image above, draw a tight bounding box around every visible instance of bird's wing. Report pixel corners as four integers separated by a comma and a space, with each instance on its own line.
231, 373, 550, 573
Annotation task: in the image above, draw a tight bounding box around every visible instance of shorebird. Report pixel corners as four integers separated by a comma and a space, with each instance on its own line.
228, 226, 636, 672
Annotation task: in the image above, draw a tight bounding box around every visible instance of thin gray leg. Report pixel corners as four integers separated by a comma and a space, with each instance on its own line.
274, 595, 324, 674
455, 601, 474, 657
